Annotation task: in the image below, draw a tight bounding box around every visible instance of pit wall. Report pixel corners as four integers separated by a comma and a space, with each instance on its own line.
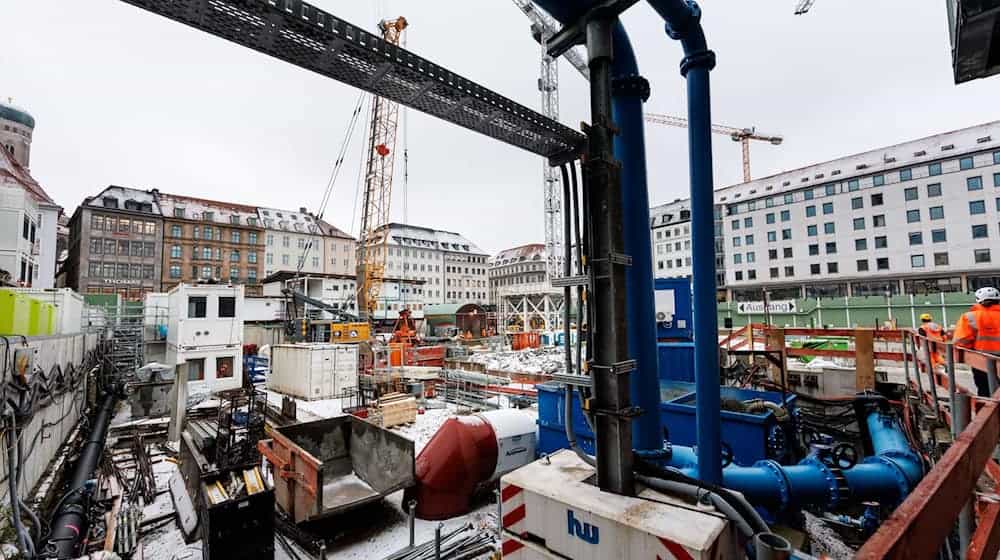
719, 293, 976, 329
0, 332, 102, 503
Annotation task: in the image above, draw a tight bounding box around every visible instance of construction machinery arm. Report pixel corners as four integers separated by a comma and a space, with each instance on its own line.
511, 0, 590, 79
282, 288, 358, 323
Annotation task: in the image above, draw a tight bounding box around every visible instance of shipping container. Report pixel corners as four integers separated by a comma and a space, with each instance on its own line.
0, 290, 30, 335
268, 343, 358, 400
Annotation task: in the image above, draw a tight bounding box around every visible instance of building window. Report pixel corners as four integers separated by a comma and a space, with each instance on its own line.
784, 266, 795, 277
909, 232, 923, 245
931, 228, 947, 242
769, 249, 778, 260
188, 296, 207, 318
994, 173, 1000, 188
851, 196, 863, 210
822, 202, 834, 214
903, 186, 918, 201
731, 219, 740, 230
735, 271, 743, 281
187, 358, 205, 381
807, 225, 817, 237
969, 200, 986, 215
202, 266, 212, 279
825, 185, 836, 196
906, 209, 920, 223
748, 270, 757, 280
230, 250, 240, 262
733, 254, 742, 264
848, 179, 859, 191
873, 174, 885, 187
825, 242, 837, 254
248, 269, 257, 281
248, 232, 258, 245
823, 222, 835, 234
856, 259, 869, 272
782, 247, 793, 258
732, 237, 741, 247
929, 206, 945, 220
968, 176, 983, 191
766, 197, 775, 208
805, 205, 816, 217
975, 249, 992, 263
744, 234, 754, 245
219, 297, 236, 318
282, 254, 289, 265
744, 217, 753, 228
827, 262, 839, 273
231, 231, 241, 243
783, 193, 794, 204
934, 252, 949, 266
766, 213, 775, 224
747, 251, 756, 263
853, 217, 865, 230
995, 151, 1000, 165
780, 210, 790, 222
911, 254, 925, 268
810, 263, 820, 275
900, 168, 912, 181
170, 265, 181, 278
876, 257, 889, 270
960, 156, 974, 170
972, 224, 989, 239
875, 236, 888, 249
929, 162, 942, 176
248, 252, 257, 264
770, 267, 779, 279
174, 208, 185, 218
283, 236, 290, 248
855, 238, 868, 251
171, 245, 182, 258
927, 183, 942, 197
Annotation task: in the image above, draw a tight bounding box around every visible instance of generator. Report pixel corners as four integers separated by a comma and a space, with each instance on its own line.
500, 450, 739, 559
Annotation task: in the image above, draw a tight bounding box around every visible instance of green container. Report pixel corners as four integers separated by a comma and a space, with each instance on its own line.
0, 290, 30, 335
46, 303, 56, 335
27, 298, 43, 336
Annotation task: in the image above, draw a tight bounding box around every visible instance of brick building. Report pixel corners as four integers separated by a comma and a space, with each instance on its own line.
157, 194, 264, 296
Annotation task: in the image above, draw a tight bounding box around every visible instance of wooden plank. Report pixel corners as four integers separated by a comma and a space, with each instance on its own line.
856, 400, 1000, 559
855, 329, 875, 391
781, 327, 903, 341
103, 476, 122, 551
765, 328, 786, 385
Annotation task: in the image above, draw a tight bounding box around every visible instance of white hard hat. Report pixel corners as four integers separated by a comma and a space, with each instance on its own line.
975, 286, 1000, 303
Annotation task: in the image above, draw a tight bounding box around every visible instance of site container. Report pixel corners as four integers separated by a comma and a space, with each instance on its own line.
9, 288, 84, 334
657, 341, 694, 382
268, 343, 358, 400
257, 416, 415, 523
500, 450, 738, 560
0, 290, 29, 335
26, 298, 42, 336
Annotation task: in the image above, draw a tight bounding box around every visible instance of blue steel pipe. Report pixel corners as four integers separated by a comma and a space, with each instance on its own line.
663, 409, 922, 511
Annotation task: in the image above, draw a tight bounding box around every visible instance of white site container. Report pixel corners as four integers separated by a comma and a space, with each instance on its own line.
12, 288, 84, 334
500, 450, 739, 560
166, 284, 245, 395
268, 343, 358, 400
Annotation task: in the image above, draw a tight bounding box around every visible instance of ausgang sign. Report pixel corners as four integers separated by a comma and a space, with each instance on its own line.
736, 300, 796, 314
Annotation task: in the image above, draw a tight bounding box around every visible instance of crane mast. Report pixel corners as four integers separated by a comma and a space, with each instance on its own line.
357, 16, 408, 321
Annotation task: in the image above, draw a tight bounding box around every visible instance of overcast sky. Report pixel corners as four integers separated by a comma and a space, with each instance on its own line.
3, 1, 999, 255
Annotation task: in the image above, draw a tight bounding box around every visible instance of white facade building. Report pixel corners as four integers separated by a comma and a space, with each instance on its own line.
650, 200, 693, 280
649, 121, 1000, 300
0, 137, 59, 288
376, 223, 488, 306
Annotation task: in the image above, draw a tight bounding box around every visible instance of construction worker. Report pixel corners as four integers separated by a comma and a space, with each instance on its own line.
953, 287, 1000, 397
917, 313, 945, 368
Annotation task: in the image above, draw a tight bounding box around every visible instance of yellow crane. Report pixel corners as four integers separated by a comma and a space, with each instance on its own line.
356, 17, 408, 322
644, 112, 783, 183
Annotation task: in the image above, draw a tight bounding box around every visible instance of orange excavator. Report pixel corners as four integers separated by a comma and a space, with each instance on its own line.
391, 308, 419, 344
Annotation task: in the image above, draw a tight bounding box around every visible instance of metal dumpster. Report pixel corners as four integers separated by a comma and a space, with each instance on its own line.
258, 416, 415, 523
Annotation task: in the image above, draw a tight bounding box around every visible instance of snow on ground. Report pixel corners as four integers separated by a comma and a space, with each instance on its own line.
466, 346, 568, 375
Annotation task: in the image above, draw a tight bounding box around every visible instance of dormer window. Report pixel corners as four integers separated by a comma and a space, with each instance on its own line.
102, 197, 119, 209
230, 215, 241, 225
202, 212, 214, 222
174, 208, 185, 218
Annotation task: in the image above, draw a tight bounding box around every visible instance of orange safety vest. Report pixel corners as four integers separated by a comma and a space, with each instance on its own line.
921, 321, 944, 341
953, 305, 1000, 354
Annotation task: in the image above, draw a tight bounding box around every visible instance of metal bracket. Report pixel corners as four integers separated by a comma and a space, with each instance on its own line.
552, 373, 593, 387
592, 252, 632, 266
593, 406, 643, 419
551, 274, 589, 288
545, 0, 640, 58
591, 359, 637, 375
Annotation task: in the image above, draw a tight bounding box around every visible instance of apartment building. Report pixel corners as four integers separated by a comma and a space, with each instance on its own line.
65, 186, 162, 300
321, 220, 356, 277
377, 223, 488, 306
651, 200, 693, 279
652, 121, 1000, 301
158, 194, 264, 296
259, 206, 326, 277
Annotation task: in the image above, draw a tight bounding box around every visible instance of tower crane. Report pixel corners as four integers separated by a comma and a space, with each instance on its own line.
356, 16, 408, 322
644, 113, 783, 183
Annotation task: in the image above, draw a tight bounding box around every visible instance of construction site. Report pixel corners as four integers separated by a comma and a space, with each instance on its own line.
3, 0, 1000, 559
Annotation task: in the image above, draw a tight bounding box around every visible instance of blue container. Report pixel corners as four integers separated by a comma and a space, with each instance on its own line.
541, 333, 551, 346
657, 341, 695, 383
662, 386, 796, 466
537, 382, 794, 465
654, 277, 693, 340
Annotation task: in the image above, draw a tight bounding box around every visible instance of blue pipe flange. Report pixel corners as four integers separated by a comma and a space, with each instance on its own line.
863, 455, 913, 504
767, 424, 787, 461
753, 459, 791, 511
635, 446, 672, 464
799, 456, 841, 509
611, 75, 651, 101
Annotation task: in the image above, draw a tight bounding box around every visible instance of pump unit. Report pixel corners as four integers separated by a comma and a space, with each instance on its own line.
500, 450, 739, 559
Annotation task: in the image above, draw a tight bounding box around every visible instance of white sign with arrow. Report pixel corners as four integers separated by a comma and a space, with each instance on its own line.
736, 300, 796, 314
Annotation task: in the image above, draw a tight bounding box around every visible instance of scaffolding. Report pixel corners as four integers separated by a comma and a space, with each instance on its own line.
85, 296, 148, 379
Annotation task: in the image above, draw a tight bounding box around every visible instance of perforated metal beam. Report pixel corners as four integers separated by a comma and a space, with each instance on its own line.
119, 0, 585, 161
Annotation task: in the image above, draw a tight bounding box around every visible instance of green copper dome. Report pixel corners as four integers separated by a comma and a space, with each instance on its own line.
0, 101, 35, 129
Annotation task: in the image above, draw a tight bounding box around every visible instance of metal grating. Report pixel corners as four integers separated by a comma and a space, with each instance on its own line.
119, 0, 586, 160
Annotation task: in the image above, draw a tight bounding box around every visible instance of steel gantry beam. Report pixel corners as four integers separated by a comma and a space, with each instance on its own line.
119, 0, 585, 161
